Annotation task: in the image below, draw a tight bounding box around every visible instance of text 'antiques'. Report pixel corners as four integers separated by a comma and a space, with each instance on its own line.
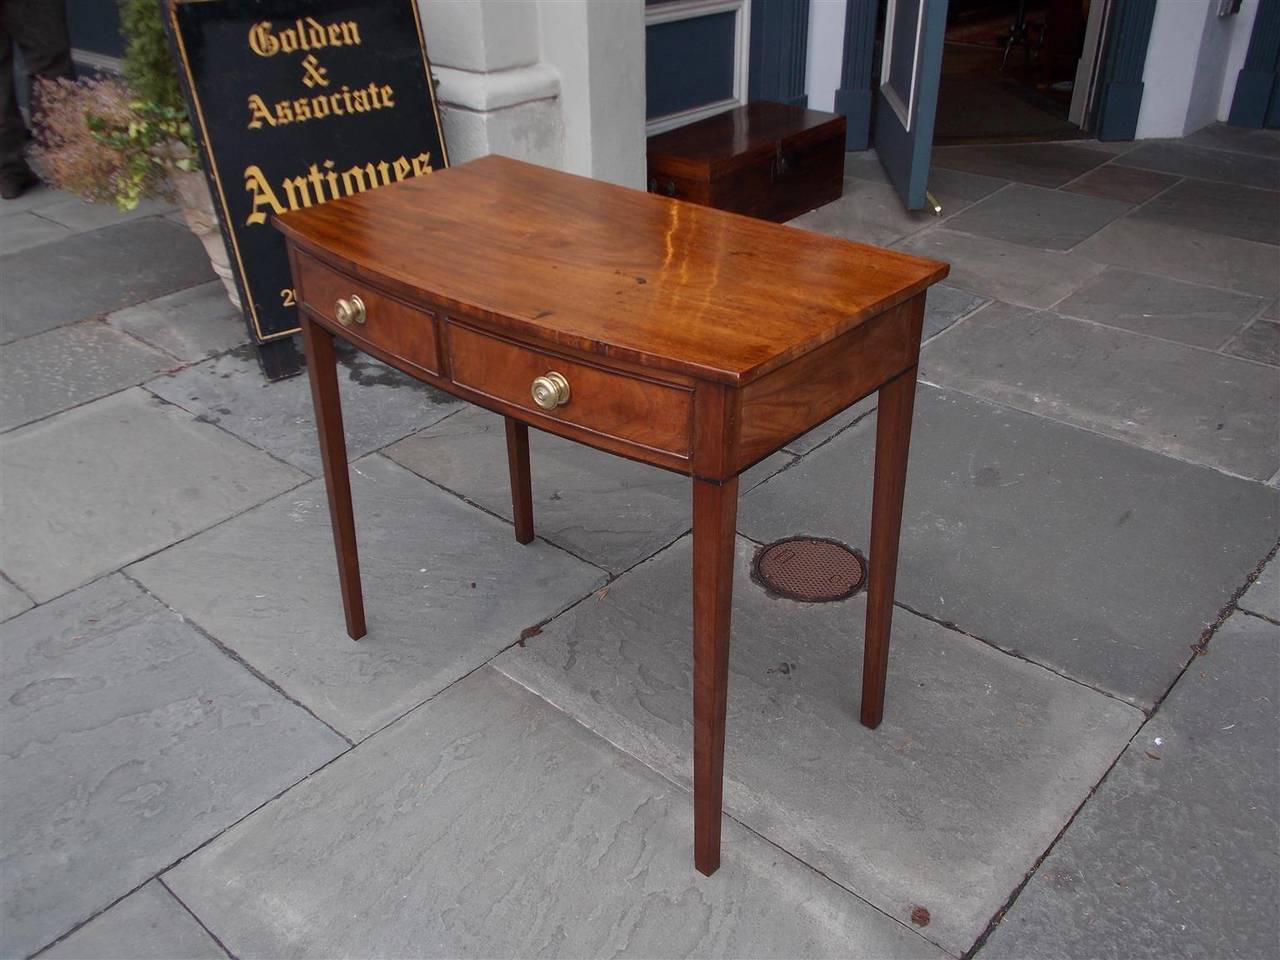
167, 0, 447, 351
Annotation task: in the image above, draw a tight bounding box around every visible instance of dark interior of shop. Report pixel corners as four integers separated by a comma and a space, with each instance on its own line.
934, 0, 1090, 143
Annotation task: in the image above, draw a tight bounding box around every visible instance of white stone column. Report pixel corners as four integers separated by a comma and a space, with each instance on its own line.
539, 0, 647, 188
419, 0, 564, 169
417, 0, 645, 188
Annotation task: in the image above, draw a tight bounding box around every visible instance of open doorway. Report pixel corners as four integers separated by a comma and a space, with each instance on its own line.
934, 0, 1097, 144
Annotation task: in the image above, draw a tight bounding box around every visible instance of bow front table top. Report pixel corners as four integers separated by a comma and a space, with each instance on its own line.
276, 154, 948, 875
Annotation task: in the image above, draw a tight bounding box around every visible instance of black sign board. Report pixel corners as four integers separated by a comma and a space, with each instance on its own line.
165, 0, 448, 369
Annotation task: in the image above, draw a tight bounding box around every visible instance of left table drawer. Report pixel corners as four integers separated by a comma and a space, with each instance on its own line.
294, 252, 441, 375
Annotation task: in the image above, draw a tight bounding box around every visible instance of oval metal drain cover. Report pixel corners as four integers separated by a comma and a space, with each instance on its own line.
753, 537, 866, 603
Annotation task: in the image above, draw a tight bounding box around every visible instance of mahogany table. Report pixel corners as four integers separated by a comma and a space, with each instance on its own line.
277, 155, 948, 876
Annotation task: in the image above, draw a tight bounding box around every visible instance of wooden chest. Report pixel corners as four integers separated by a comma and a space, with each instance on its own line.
646, 102, 846, 223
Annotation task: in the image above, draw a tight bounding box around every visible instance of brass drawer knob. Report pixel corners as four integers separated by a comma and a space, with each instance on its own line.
530, 371, 570, 410
334, 294, 366, 327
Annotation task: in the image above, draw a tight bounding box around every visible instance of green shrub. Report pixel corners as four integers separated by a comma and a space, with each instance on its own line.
120, 0, 187, 116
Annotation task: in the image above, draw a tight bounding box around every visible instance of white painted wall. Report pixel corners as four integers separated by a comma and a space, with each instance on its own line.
423, 0, 541, 72
417, 0, 646, 187
1188, 3, 1240, 131
1136, 0, 1258, 138
539, 0, 647, 187
584, 1, 646, 188
1134, 1, 1206, 138
805, 0, 846, 112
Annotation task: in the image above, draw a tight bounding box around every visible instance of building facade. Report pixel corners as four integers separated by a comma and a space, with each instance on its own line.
52, 1, 1280, 189
423, 0, 1273, 185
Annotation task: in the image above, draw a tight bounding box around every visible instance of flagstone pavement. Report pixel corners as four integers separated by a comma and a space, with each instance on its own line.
2, 124, 1277, 959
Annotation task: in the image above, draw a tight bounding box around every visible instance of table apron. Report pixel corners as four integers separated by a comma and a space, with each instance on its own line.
294, 253, 924, 484
731, 295, 925, 472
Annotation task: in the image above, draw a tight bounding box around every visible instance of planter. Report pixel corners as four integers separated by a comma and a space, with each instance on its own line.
169, 164, 241, 310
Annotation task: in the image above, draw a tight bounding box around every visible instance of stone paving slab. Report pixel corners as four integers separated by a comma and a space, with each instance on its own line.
931, 142, 1111, 187
0, 577, 33, 622
0, 182, 66, 217
34, 198, 175, 234
843, 151, 891, 182
943, 183, 1131, 251
1060, 164, 1180, 204
898, 229, 1105, 308
1054, 266, 1264, 349
927, 166, 1008, 202
1115, 140, 1280, 190
0, 211, 71, 255
0, 321, 173, 432
108, 282, 246, 363
1073, 216, 1280, 298
789, 178, 968, 246
923, 303, 1280, 480
1183, 122, 1280, 158
1238, 558, 1279, 621
921, 281, 990, 340
165, 666, 940, 960
0, 575, 347, 959
1131, 177, 1280, 246
0, 388, 306, 602
147, 344, 460, 476
129, 453, 606, 741
737, 385, 1280, 708
0, 218, 215, 344
39, 881, 227, 960
386, 406, 791, 574
1224, 318, 1280, 366
1071, 139, 1141, 156
495, 536, 1142, 955
981, 613, 1279, 960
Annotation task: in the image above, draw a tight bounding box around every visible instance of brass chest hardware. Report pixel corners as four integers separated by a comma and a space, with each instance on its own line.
530, 371, 571, 409
334, 294, 366, 327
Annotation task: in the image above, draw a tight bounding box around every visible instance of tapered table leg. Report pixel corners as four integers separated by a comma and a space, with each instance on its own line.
861, 364, 918, 729
691, 474, 738, 875
505, 417, 534, 544
301, 317, 366, 640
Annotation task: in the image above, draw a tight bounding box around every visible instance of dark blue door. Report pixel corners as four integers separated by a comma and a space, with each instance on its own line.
1229, 0, 1280, 128
873, 0, 948, 210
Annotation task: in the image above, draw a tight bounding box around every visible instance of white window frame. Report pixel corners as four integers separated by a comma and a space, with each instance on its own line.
645, 0, 752, 136
879, 0, 926, 131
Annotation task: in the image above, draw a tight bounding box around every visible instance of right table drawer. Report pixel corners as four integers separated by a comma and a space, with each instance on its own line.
446, 322, 693, 459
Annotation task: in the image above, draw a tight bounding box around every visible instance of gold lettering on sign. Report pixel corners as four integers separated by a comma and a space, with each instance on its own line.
248, 18, 361, 58
243, 153, 435, 225
300, 54, 329, 88
246, 83, 396, 129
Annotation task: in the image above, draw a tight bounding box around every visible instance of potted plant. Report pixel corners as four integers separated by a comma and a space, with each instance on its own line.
30, 0, 239, 308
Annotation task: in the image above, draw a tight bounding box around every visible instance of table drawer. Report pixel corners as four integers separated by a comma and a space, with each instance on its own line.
447, 323, 692, 458
295, 252, 441, 375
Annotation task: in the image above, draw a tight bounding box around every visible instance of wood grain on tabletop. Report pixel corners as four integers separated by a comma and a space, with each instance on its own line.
276, 154, 949, 386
